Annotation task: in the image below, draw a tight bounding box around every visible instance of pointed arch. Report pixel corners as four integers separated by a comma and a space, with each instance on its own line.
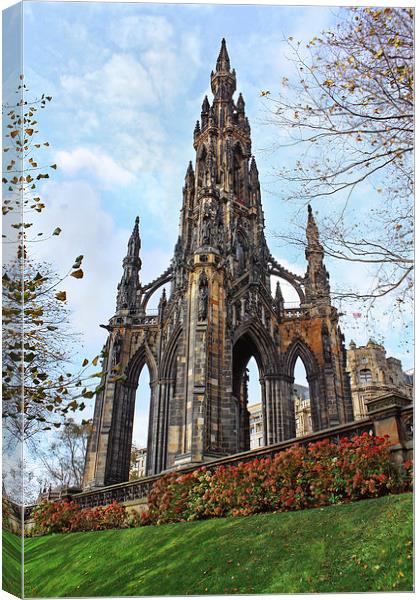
284, 337, 320, 379
284, 337, 325, 432
233, 319, 279, 375
126, 342, 158, 385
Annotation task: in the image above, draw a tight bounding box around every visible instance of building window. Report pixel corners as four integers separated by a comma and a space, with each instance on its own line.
359, 369, 373, 384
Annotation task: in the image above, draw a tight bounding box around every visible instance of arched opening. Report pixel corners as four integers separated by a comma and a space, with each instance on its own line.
232, 333, 265, 452
359, 368, 373, 385
247, 357, 263, 449
270, 275, 301, 309
130, 365, 151, 479
293, 357, 313, 438
143, 285, 167, 314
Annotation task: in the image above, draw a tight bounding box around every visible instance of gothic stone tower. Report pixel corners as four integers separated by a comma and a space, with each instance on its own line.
83, 40, 353, 488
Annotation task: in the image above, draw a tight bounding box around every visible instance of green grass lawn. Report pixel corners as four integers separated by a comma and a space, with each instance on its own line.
3, 492, 413, 597
2, 525, 22, 598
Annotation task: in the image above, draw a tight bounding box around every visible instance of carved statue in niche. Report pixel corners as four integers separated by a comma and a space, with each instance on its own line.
205, 142, 216, 187
202, 217, 212, 246
322, 324, 332, 363
112, 332, 122, 367
198, 270, 209, 321
250, 250, 261, 283
231, 216, 238, 251
233, 149, 242, 197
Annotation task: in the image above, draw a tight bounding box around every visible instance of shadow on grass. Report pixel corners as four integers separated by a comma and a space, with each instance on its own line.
23, 492, 413, 597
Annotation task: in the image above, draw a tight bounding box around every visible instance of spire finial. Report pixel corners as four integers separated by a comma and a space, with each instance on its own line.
237, 92, 245, 112
216, 38, 231, 72
201, 95, 210, 113
306, 204, 320, 246
127, 215, 141, 258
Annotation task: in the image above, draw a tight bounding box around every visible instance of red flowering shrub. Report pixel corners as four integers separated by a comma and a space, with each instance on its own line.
33, 500, 80, 534
402, 458, 413, 490
33, 500, 128, 535
147, 433, 410, 525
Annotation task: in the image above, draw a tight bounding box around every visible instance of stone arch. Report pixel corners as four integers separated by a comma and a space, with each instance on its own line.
233, 320, 278, 375
154, 324, 182, 470
105, 343, 158, 484
232, 321, 280, 450
284, 337, 325, 431
140, 268, 173, 312
269, 266, 305, 305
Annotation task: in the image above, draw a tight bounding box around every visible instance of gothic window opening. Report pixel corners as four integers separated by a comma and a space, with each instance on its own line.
131, 365, 152, 479
293, 357, 313, 438
359, 368, 373, 385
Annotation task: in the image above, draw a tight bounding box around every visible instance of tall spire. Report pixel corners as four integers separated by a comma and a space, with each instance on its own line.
116, 216, 142, 312
127, 216, 141, 259
211, 38, 236, 101
216, 38, 231, 72
304, 206, 330, 305
306, 204, 322, 250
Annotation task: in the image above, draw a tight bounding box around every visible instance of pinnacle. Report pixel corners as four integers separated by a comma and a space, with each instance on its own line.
201, 95, 210, 112
216, 37, 231, 72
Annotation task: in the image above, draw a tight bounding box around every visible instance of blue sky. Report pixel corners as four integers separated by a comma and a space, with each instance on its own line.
3, 1, 413, 448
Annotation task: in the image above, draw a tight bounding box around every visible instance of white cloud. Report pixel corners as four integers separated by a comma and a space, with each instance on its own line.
31, 180, 130, 358
56, 147, 135, 188
109, 15, 174, 51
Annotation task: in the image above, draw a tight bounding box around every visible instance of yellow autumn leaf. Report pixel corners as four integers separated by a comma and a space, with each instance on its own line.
55, 291, 67, 301
70, 269, 84, 279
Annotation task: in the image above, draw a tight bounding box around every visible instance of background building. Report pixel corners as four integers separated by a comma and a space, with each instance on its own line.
347, 339, 413, 420
294, 384, 312, 438
130, 447, 147, 480
250, 383, 311, 448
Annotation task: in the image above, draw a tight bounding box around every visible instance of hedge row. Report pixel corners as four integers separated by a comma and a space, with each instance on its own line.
147, 433, 412, 524
32, 500, 144, 535
32, 433, 413, 534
